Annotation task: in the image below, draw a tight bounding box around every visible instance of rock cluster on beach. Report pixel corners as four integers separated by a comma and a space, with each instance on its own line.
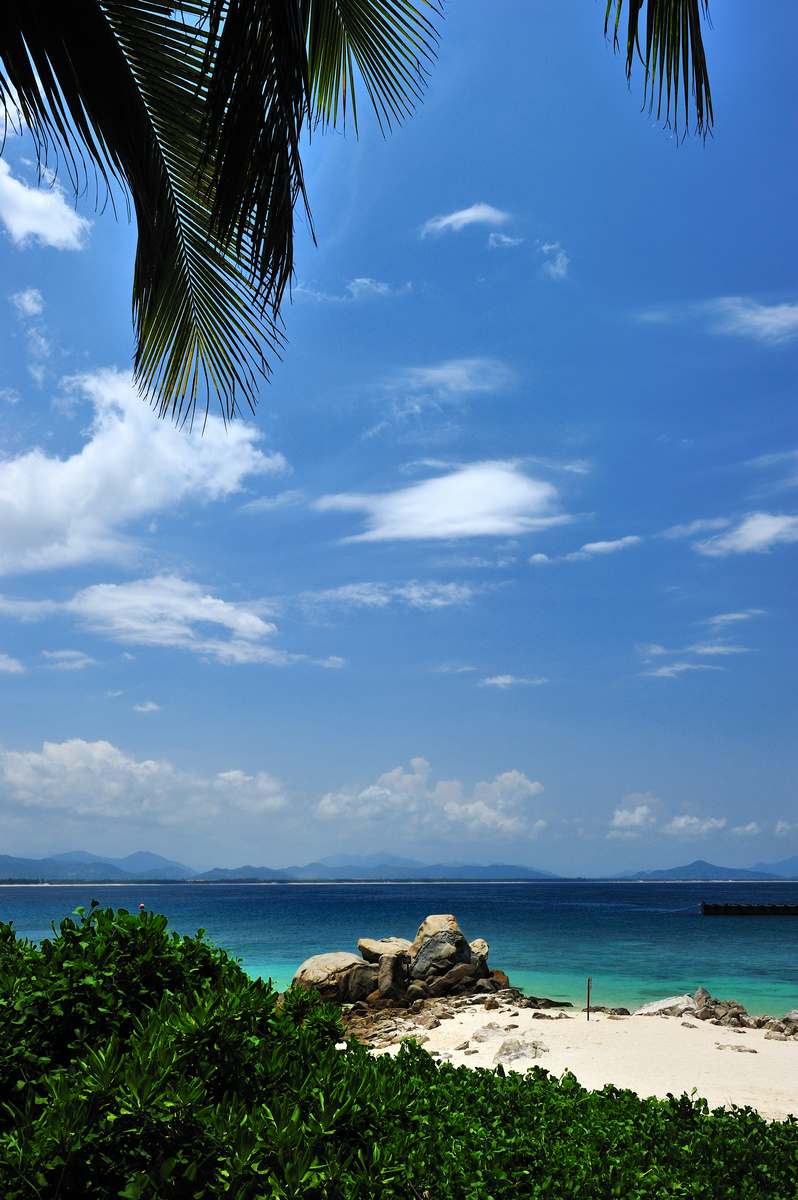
630, 987, 798, 1038
292, 913, 543, 1008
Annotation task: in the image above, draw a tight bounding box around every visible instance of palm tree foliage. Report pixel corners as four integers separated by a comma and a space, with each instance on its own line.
1, 2, 712, 424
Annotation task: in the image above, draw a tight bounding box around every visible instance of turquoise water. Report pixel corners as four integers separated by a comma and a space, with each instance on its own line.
1, 880, 796, 1016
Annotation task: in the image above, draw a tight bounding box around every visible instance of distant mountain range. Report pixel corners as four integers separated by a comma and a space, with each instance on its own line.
0, 850, 796, 883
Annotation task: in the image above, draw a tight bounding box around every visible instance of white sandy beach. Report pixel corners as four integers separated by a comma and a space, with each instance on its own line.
373, 1001, 798, 1123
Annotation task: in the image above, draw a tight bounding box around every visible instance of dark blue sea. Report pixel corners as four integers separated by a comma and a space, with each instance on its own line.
1, 880, 796, 1016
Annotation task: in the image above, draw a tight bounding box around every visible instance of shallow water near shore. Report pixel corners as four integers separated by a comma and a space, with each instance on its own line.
2, 880, 796, 1015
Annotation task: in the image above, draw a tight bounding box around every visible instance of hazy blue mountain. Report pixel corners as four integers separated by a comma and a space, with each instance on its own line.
47, 850, 196, 878
316, 853, 426, 870
619, 860, 785, 882
751, 855, 798, 879
0, 854, 129, 881
196, 865, 291, 882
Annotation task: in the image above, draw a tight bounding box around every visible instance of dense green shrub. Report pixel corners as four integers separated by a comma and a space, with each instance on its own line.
0, 904, 795, 1198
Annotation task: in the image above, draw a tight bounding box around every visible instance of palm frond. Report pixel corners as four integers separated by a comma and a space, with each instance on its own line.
1, 1, 278, 424
605, 0, 713, 137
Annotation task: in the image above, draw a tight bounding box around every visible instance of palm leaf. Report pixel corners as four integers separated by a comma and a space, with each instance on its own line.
1, 1, 276, 424
605, 1, 713, 137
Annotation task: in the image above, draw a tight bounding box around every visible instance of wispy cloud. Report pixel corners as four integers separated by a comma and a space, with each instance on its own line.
240, 489, 304, 514
0, 652, 24, 674
132, 700, 161, 713
488, 232, 522, 248
564, 536, 641, 561
0, 161, 91, 250
365, 358, 510, 438
705, 297, 798, 344
661, 518, 729, 539
10, 288, 44, 316
643, 662, 725, 679
530, 535, 641, 565
663, 814, 726, 836
639, 296, 798, 345
315, 461, 571, 542
539, 241, 570, 280
705, 609, 764, 628
479, 674, 548, 688
42, 649, 97, 670
694, 512, 798, 556
730, 822, 761, 836
421, 203, 510, 237
302, 581, 476, 611
297, 277, 407, 303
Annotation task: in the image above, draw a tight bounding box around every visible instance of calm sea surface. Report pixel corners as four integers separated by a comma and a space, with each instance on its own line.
1, 881, 796, 1016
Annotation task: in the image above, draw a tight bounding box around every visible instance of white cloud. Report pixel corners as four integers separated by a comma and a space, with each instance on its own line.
0, 161, 91, 250
303, 580, 475, 611
315, 461, 570, 542
705, 609, 764, 628
0, 738, 286, 828
297, 277, 405, 303
240, 489, 304, 513
0, 652, 24, 673
663, 815, 726, 836
133, 700, 161, 713
0, 575, 307, 666
67, 576, 291, 665
488, 232, 522, 248
480, 674, 548, 688
643, 662, 724, 679
539, 241, 570, 280
775, 820, 796, 836
694, 513, 798, 556
42, 649, 96, 670
705, 297, 798, 344
10, 288, 44, 316
639, 297, 798, 345
730, 822, 761, 836
0, 368, 284, 574
607, 799, 657, 839
662, 518, 729, 539
565, 535, 641, 561
317, 757, 544, 841
421, 203, 510, 237
367, 358, 509, 436
683, 642, 748, 656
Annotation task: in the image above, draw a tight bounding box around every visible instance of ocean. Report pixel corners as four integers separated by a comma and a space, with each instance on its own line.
1, 880, 796, 1016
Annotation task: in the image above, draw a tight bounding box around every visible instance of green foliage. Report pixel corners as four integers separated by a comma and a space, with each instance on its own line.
1, 905, 795, 1198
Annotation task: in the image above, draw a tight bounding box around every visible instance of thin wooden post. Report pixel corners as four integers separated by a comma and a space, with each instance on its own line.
586, 976, 592, 1021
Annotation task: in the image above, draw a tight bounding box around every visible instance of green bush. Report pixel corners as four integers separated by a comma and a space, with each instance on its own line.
0, 904, 795, 1198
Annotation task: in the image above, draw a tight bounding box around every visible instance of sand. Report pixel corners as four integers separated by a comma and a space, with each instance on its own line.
373, 1000, 798, 1123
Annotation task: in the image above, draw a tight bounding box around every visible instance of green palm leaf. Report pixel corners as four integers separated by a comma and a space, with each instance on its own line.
605, 1, 713, 136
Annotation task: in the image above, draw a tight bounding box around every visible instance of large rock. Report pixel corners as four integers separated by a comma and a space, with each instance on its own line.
408, 914, 472, 981
357, 937, 411, 964
469, 938, 490, 968
632, 994, 697, 1018
427, 961, 481, 998
378, 952, 406, 1000
493, 1038, 548, 1065
292, 952, 378, 1004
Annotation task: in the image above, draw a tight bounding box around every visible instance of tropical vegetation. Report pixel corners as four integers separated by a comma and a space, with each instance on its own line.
1, 903, 795, 1198
1, 3, 713, 423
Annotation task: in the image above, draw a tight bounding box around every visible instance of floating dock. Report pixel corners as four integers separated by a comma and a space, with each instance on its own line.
701, 902, 798, 916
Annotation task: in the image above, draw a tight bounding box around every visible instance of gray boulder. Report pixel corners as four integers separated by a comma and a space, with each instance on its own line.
292, 952, 378, 1004
357, 937, 411, 964
632, 994, 697, 1018
493, 1037, 548, 1065
408, 914, 472, 980
378, 952, 406, 1000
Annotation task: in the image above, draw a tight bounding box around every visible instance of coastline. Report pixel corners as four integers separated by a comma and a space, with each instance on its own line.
369, 996, 798, 1123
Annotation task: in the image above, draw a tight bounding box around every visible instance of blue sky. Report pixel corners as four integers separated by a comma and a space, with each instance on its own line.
0, 1, 795, 875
